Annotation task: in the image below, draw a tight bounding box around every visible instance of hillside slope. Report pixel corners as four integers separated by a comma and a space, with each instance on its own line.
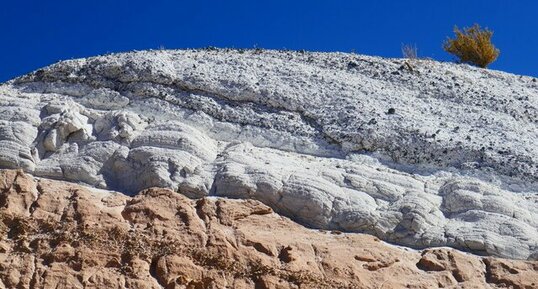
0, 49, 537, 259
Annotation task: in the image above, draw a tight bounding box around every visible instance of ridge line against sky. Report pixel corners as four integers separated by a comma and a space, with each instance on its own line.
1, 0, 537, 81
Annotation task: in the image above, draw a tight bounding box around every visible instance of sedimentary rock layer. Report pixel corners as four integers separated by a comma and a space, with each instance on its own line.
0, 49, 537, 259
0, 170, 536, 289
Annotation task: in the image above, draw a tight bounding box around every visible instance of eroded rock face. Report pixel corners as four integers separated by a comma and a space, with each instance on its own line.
0, 49, 537, 259
0, 170, 536, 289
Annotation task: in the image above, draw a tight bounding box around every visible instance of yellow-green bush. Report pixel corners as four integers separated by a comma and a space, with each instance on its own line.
443, 24, 500, 68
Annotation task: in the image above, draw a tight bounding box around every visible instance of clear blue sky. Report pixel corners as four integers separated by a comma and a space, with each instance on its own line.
1, 0, 537, 81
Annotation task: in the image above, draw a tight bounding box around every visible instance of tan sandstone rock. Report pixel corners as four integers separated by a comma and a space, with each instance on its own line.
0, 170, 536, 289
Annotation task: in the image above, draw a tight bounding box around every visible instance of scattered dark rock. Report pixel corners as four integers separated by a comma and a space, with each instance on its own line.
387, 108, 396, 115
399, 62, 415, 72
347, 61, 359, 69
204, 46, 218, 51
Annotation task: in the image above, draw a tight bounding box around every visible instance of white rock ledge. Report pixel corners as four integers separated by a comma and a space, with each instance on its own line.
1, 49, 537, 260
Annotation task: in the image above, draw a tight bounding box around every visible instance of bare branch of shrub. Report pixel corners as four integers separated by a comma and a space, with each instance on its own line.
401, 44, 418, 59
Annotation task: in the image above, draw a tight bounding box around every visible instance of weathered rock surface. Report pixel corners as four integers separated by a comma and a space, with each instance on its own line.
0, 169, 536, 289
0, 49, 537, 259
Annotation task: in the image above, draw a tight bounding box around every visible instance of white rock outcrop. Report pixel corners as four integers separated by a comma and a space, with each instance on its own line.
0, 49, 537, 259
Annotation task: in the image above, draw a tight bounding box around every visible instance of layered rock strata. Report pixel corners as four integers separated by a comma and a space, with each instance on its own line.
1, 170, 537, 289
0, 49, 537, 259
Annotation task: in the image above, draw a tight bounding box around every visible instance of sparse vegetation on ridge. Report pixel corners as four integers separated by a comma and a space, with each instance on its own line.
401, 44, 418, 59
443, 24, 500, 68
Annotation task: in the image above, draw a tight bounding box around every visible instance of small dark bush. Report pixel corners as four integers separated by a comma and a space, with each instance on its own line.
443, 24, 500, 68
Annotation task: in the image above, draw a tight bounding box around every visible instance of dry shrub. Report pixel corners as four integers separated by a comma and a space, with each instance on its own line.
443, 24, 500, 68
401, 44, 418, 59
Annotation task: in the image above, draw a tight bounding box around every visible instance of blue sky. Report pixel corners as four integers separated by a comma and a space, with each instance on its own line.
1, 0, 537, 81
